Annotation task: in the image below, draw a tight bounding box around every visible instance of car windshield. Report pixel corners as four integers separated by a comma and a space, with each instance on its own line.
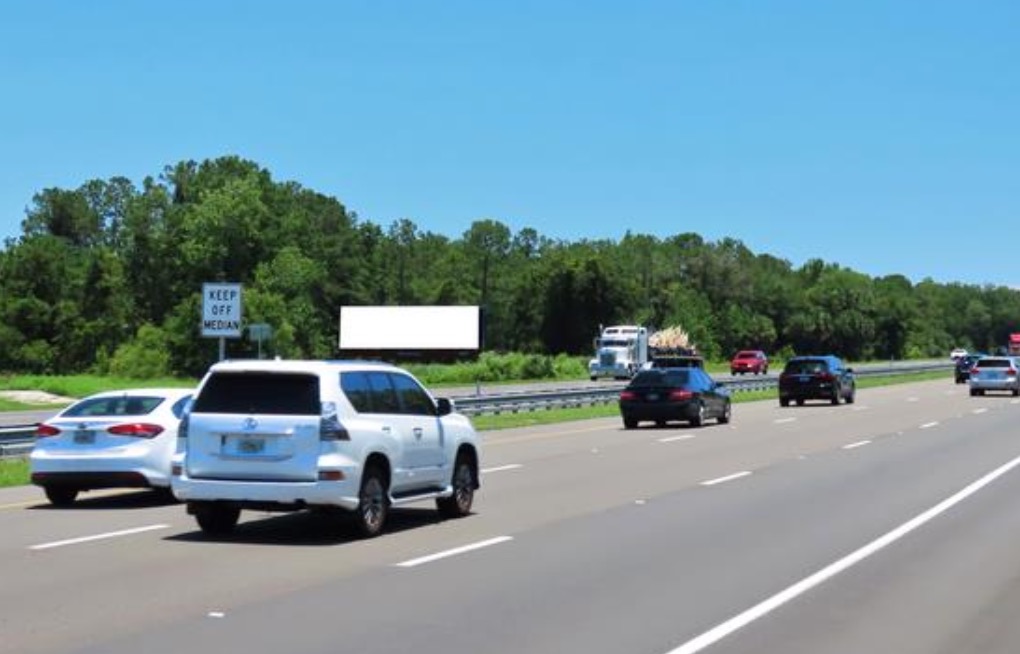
62, 396, 164, 417
630, 369, 692, 387
976, 359, 1012, 368
735, 351, 758, 358
784, 359, 828, 374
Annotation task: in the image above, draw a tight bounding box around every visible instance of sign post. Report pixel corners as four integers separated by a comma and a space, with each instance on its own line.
202, 282, 243, 361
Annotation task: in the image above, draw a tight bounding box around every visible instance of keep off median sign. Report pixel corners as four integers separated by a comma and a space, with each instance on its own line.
202, 283, 242, 338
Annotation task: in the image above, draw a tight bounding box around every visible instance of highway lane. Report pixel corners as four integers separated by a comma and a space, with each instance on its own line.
1, 379, 1019, 653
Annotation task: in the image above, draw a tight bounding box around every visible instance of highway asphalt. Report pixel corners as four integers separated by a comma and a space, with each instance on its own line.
2, 378, 1018, 653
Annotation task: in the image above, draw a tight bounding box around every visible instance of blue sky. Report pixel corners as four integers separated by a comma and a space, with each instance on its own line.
2, 1, 1018, 287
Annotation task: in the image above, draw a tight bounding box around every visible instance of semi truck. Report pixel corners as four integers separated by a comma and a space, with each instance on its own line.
588, 325, 649, 380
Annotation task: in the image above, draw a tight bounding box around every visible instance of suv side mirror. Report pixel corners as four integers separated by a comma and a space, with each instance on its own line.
436, 397, 453, 416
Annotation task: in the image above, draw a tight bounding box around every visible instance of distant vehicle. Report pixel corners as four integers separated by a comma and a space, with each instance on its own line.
29, 388, 194, 506
589, 325, 649, 380
1009, 334, 1020, 356
954, 353, 985, 384
968, 356, 1020, 397
950, 348, 968, 360
730, 350, 769, 375
618, 367, 731, 428
778, 355, 856, 407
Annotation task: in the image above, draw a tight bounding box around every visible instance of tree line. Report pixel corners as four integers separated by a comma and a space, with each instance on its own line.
1, 155, 1017, 378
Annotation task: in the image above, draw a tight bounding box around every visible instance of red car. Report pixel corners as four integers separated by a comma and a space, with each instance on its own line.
730, 350, 769, 375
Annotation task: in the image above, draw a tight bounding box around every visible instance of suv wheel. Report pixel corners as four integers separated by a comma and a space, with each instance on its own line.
354, 465, 389, 538
194, 503, 240, 536
437, 456, 475, 519
44, 486, 79, 507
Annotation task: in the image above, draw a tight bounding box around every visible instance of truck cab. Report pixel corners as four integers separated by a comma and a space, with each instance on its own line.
588, 325, 648, 380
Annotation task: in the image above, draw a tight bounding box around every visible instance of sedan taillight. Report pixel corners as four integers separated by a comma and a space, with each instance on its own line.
620, 390, 638, 401
669, 389, 694, 401
107, 423, 164, 439
35, 424, 60, 438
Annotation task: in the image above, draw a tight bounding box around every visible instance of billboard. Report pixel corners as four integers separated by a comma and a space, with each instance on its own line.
339, 306, 482, 352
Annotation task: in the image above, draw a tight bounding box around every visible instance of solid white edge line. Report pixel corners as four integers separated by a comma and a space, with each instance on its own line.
30, 524, 170, 551
397, 536, 513, 568
664, 453, 1020, 654
481, 464, 523, 474
701, 471, 752, 487
842, 440, 872, 450
773, 418, 796, 424
920, 421, 939, 429
973, 408, 988, 414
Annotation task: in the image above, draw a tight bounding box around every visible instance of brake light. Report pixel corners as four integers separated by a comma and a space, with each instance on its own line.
669, 389, 694, 401
818, 372, 835, 382
35, 424, 60, 438
107, 423, 164, 439
971, 367, 980, 376
620, 390, 638, 401
1008, 368, 1018, 377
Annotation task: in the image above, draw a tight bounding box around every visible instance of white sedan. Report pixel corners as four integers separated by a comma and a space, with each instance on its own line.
29, 388, 194, 506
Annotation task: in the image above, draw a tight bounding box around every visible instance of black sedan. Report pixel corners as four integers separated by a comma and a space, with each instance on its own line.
619, 367, 731, 428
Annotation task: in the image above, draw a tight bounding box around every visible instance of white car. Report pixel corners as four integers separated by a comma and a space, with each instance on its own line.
30, 388, 194, 506
950, 348, 968, 360
171, 359, 481, 538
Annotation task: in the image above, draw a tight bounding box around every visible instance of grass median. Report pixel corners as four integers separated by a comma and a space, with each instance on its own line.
0, 370, 950, 489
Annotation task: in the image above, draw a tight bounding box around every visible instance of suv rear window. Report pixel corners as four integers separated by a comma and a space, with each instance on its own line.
192, 372, 320, 414
784, 359, 828, 375
976, 358, 1012, 368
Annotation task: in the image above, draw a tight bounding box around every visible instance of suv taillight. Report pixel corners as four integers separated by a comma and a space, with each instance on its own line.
320, 402, 350, 441
971, 367, 981, 376
35, 424, 60, 438
107, 423, 164, 439
1008, 368, 1018, 377
818, 372, 835, 382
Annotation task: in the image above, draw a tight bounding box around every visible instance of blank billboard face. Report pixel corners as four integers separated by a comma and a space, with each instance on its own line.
339, 306, 481, 350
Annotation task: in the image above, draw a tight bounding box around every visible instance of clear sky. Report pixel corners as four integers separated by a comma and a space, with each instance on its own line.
2, 1, 1018, 287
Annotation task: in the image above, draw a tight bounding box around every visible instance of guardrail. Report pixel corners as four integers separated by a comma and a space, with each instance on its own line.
0, 361, 952, 457
0, 424, 39, 458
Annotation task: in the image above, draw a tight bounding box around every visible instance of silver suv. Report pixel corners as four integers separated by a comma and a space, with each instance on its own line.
968, 356, 1020, 397
171, 359, 480, 537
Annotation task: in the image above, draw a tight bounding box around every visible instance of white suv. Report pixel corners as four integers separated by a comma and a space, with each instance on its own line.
171, 359, 480, 537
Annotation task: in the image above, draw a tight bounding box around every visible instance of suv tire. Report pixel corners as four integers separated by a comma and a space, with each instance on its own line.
354, 465, 389, 538
437, 455, 475, 519
194, 503, 240, 536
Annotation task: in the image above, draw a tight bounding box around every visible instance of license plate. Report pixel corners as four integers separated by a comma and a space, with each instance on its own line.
798, 375, 810, 383
73, 430, 95, 444
236, 437, 265, 455
646, 393, 659, 401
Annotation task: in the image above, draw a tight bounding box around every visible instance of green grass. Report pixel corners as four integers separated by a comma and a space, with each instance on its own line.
0, 374, 196, 400
0, 458, 29, 487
